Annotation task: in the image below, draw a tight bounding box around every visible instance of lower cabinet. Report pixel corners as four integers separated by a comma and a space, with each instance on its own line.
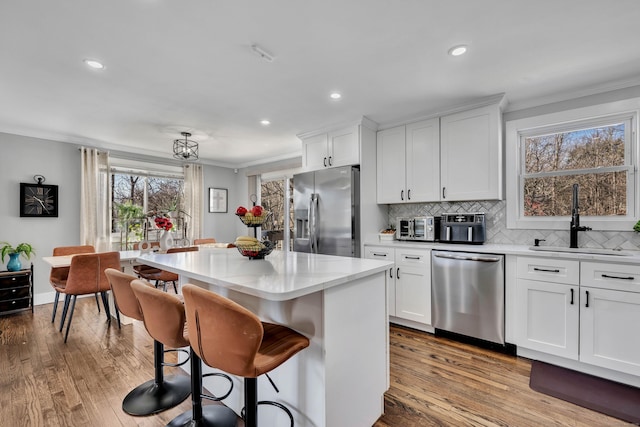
364, 245, 431, 326
580, 286, 640, 376
516, 278, 579, 359
516, 257, 640, 378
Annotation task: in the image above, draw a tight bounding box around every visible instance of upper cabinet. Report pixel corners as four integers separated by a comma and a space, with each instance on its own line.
301, 125, 359, 171
376, 118, 440, 204
376, 95, 505, 204
440, 103, 503, 201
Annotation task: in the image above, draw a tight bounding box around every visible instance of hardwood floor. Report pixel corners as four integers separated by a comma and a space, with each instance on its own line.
0, 298, 633, 426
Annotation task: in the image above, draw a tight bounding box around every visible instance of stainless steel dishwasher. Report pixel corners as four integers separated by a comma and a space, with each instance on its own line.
431, 250, 505, 345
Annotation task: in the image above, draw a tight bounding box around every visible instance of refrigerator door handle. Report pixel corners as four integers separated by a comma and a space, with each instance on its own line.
310, 194, 319, 253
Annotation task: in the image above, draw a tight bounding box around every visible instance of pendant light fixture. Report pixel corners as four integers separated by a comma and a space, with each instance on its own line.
173, 131, 199, 161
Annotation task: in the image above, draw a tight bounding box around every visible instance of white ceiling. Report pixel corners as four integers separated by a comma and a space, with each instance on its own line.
2, 0, 640, 167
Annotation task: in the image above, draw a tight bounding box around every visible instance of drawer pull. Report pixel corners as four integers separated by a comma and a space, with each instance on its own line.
533, 267, 560, 273
404, 256, 421, 260
601, 274, 634, 281
372, 253, 388, 257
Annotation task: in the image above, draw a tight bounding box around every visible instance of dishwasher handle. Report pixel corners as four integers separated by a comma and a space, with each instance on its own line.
433, 252, 502, 263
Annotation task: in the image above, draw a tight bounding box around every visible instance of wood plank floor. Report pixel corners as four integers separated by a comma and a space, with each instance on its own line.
0, 297, 633, 426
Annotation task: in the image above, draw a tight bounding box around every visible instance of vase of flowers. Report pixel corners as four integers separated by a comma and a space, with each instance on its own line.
0, 242, 35, 272
155, 216, 174, 251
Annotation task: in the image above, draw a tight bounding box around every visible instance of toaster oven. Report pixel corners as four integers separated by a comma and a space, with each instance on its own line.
396, 217, 438, 241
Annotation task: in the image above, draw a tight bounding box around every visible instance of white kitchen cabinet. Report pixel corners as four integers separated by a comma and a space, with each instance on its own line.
364, 245, 431, 325
579, 261, 640, 377
301, 125, 359, 171
515, 257, 580, 359
363, 246, 396, 317
440, 103, 502, 201
376, 118, 440, 204
516, 257, 640, 379
516, 278, 579, 359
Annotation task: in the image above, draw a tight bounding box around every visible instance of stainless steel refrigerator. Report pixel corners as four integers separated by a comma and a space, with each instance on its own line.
293, 166, 360, 257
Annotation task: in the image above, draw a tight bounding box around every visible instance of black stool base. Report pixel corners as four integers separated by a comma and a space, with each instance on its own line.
167, 405, 238, 427
123, 375, 191, 416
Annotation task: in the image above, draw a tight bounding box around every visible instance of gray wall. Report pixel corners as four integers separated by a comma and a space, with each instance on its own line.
0, 133, 81, 301
0, 132, 240, 303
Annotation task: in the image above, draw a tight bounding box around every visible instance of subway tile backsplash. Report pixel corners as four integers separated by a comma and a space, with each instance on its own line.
388, 200, 640, 251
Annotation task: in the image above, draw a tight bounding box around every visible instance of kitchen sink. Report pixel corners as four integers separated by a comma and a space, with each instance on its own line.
528, 246, 635, 256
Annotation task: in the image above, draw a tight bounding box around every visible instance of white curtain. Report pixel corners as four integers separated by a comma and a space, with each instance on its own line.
80, 147, 111, 251
183, 163, 203, 243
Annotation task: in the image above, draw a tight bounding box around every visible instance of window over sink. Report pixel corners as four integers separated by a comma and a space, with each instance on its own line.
506, 98, 638, 231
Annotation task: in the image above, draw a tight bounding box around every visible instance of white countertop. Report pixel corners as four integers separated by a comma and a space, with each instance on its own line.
137, 249, 393, 301
365, 239, 640, 263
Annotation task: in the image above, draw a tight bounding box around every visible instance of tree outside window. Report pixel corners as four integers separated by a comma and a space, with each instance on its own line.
111, 172, 184, 249
260, 178, 293, 249
523, 122, 629, 218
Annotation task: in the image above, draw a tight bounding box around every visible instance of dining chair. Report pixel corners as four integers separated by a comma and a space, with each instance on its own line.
53, 251, 121, 342
137, 246, 199, 293
132, 241, 162, 277
193, 238, 216, 245
48, 245, 97, 323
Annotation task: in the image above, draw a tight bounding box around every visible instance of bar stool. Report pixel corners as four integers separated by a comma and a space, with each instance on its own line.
130, 280, 237, 427
104, 269, 190, 416
182, 283, 310, 427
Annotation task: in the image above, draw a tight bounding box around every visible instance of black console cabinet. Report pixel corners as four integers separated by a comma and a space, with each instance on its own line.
0, 265, 33, 315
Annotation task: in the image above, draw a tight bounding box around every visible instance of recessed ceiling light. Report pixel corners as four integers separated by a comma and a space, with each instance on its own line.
330, 92, 342, 100
448, 45, 468, 57
260, 119, 271, 125
83, 58, 105, 69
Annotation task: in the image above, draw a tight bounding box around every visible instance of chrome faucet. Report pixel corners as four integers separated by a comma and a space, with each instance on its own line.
570, 183, 591, 248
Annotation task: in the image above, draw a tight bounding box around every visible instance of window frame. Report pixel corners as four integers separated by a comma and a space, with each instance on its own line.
506, 98, 639, 231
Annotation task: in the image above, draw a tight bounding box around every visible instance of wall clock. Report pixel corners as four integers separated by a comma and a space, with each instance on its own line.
20, 177, 58, 217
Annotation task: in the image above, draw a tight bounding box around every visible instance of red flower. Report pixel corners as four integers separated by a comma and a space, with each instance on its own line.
154, 217, 173, 231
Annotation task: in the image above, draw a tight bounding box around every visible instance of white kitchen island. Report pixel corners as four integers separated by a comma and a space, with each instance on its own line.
137, 249, 393, 427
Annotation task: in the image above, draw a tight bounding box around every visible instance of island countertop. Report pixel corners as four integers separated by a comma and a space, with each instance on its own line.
136, 249, 393, 301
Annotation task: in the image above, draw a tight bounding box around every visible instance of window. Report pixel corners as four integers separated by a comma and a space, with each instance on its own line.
506, 99, 638, 231
110, 162, 185, 249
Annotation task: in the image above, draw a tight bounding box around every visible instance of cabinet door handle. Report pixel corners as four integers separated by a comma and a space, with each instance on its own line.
389, 267, 393, 279
533, 267, 560, 273
396, 267, 400, 279
328, 156, 332, 166
400, 190, 404, 201
442, 187, 446, 199
570, 288, 574, 305
601, 274, 634, 280
585, 290, 590, 308
407, 189, 411, 200
323, 157, 327, 167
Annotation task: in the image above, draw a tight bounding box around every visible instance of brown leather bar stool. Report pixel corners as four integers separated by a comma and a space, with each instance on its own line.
130, 280, 237, 427
182, 284, 310, 427
104, 269, 190, 416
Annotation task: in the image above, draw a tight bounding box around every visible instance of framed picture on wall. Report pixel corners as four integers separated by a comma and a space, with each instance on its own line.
209, 188, 228, 213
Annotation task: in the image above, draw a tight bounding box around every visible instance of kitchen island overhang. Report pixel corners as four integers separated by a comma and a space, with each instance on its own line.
137, 249, 393, 427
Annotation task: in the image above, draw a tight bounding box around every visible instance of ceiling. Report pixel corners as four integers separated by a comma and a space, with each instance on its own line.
2, 1, 640, 168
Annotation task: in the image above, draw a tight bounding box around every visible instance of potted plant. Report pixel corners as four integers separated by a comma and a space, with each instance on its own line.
0, 242, 35, 271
